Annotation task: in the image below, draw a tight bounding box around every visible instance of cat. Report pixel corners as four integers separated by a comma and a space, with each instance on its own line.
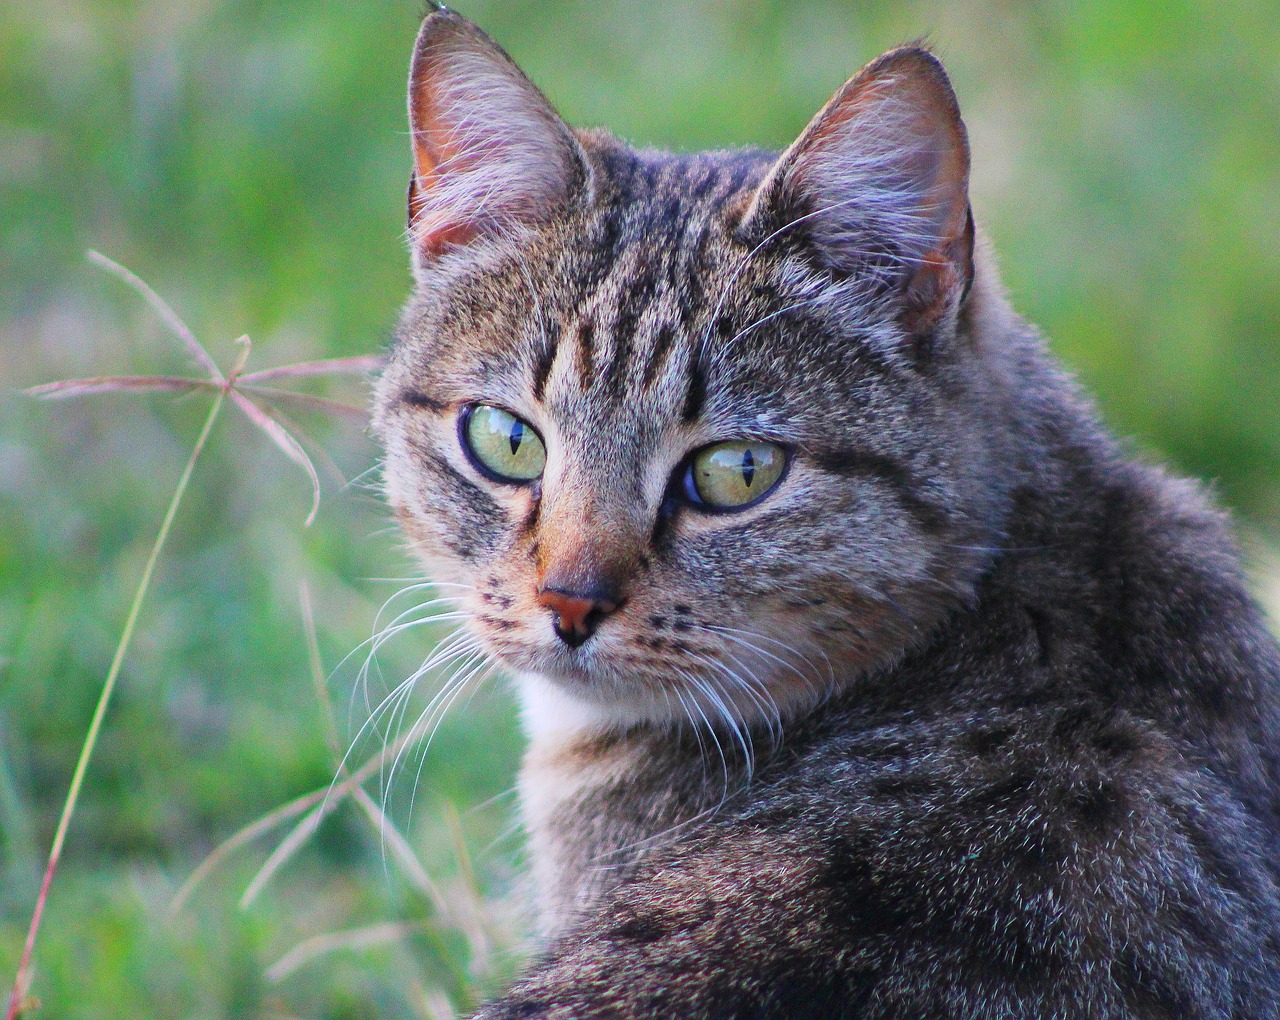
373, 9, 1280, 1018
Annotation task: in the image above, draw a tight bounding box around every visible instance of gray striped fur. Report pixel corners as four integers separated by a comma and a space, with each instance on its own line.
375, 11, 1280, 1018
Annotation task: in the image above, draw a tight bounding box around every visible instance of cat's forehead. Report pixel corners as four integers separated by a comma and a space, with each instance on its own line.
396, 143, 898, 437
545, 146, 769, 317
542, 151, 856, 373
590, 142, 773, 232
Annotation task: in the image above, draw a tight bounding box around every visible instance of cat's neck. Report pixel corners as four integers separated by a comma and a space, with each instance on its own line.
516, 671, 757, 936
516, 671, 629, 744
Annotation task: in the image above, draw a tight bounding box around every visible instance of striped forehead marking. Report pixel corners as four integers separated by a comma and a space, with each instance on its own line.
523, 150, 772, 418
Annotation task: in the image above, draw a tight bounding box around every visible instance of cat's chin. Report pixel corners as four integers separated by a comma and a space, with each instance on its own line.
514, 670, 685, 741
507, 647, 838, 743
501, 646, 681, 728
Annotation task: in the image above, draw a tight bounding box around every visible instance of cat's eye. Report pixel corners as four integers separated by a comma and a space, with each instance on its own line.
685, 440, 787, 510
460, 404, 546, 483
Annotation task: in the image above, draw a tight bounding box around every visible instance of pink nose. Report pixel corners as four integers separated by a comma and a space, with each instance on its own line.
537, 586, 621, 648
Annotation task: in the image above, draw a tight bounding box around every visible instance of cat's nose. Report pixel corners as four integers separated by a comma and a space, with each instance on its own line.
537, 584, 622, 648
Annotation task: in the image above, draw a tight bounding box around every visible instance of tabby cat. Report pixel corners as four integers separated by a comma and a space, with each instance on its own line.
373, 9, 1280, 1018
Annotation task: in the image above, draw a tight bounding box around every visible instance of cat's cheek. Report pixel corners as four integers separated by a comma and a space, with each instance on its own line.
391, 505, 456, 571
466, 581, 545, 644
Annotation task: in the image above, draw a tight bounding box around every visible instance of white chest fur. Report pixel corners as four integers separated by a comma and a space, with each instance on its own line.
514, 673, 636, 936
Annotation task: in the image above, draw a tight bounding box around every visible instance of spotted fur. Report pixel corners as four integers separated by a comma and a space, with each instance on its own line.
374, 11, 1280, 1018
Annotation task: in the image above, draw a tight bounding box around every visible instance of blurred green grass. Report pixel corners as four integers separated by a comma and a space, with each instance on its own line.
1, 0, 1278, 1016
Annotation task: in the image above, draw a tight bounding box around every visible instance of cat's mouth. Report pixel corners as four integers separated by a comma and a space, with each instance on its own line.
463, 596, 835, 729
475, 614, 640, 682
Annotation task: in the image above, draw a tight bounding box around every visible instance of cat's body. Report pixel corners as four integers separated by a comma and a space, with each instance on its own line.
513, 419, 1280, 1017
374, 11, 1280, 1017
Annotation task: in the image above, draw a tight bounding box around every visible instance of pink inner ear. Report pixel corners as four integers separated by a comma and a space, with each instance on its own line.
407, 14, 582, 258
408, 75, 504, 255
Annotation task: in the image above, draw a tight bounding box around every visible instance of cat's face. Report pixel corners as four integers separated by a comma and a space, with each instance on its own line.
375, 13, 1011, 727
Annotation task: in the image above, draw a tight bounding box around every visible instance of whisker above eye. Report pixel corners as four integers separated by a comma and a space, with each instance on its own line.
708, 294, 829, 371
343, 461, 387, 494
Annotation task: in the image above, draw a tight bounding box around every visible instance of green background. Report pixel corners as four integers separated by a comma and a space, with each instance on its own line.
2, 1, 1278, 1016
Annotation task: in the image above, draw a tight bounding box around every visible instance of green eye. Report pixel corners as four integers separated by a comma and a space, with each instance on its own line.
461, 404, 546, 483
686, 440, 786, 510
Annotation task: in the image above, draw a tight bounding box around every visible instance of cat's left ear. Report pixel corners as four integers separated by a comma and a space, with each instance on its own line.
743, 46, 974, 339
406, 11, 587, 264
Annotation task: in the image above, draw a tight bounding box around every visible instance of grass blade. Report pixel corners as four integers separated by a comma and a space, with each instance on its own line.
6, 390, 226, 1020
265, 921, 422, 984
87, 251, 223, 382
26, 376, 215, 399
351, 786, 448, 916
237, 386, 370, 420
168, 784, 330, 916
238, 800, 327, 908
230, 391, 321, 527
299, 582, 342, 761
236, 356, 382, 384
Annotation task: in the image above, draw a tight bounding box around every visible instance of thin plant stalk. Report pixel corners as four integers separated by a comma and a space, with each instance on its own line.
5, 390, 227, 1020
10, 252, 375, 1014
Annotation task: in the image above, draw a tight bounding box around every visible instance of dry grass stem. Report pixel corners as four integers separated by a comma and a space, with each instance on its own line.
167, 785, 333, 916
351, 786, 450, 916
7, 252, 378, 1017
265, 921, 424, 984
85, 249, 223, 380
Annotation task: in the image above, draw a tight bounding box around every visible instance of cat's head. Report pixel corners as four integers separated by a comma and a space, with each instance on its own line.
374, 11, 1015, 729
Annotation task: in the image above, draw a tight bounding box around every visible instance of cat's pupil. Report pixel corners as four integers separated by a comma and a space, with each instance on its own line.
508, 420, 524, 456
741, 448, 755, 489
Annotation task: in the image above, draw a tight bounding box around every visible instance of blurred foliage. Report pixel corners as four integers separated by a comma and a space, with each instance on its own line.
0, 0, 1277, 1016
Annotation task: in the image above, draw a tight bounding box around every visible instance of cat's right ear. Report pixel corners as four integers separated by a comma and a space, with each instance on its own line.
406, 11, 587, 266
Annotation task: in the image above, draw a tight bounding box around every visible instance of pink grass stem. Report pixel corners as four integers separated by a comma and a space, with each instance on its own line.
6, 390, 227, 1020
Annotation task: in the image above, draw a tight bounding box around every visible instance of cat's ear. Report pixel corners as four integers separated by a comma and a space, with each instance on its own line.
406, 11, 586, 262
744, 47, 974, 335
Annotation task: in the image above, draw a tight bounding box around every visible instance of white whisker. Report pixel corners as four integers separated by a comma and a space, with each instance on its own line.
676, 669, 731, 794
694, 651, 783, 754
384, 647, 486, 811
406, 659, 499, 823
329, 628, 482, 807
701, 623, 831, 694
